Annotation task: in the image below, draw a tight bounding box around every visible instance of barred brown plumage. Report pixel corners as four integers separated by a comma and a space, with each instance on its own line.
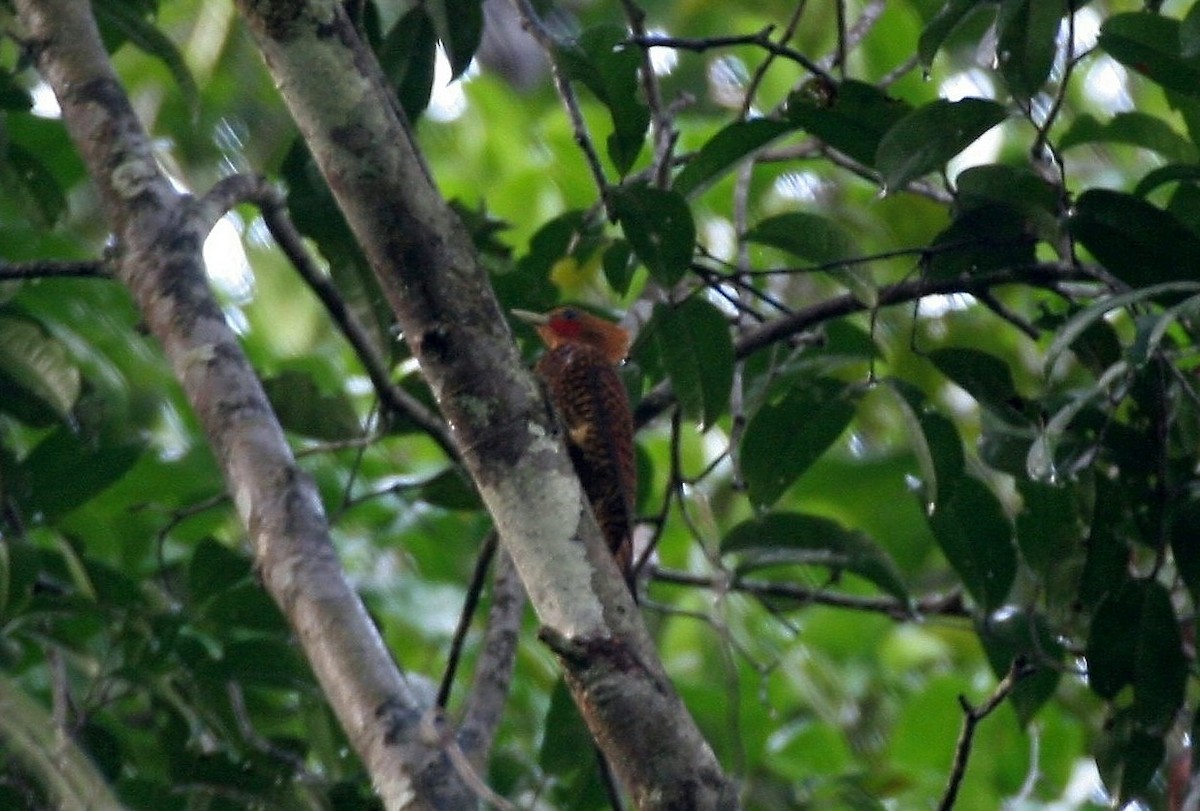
513, 307, 637, 596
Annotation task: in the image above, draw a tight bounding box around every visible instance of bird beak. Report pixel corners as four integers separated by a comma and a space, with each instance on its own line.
511, 308, 549, 326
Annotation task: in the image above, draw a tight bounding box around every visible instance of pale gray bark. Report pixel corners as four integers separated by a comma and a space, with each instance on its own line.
232, 1, 737, 807
13, 1, 471, 808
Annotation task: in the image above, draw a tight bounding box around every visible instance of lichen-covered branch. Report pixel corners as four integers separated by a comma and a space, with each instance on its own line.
232, 0, 736, 807
12, 1, 468, 808
0, 675, 126, 811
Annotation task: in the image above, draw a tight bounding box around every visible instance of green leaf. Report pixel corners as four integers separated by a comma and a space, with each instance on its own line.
1014, 480, 1081, 583
876, 98, 1008, 192
556, 25, 649, 175
262, 371, 362, 442
1044, 281, 1200, 374
1086, 579, 1185, 730
1059, 112, 1198, 164
610, 184, 695, 286
954, 163, 1062, 241
539, 679, 607, 808
927, 204, 1037, 279
979, 609, 1062, 725
0, 71, 32, 111
539, 679, 595, 777
202, 581, 289, 636
1134, 163, 1200, 197
977, 417, 1037, 479
635, 299, 733, 429
1095, 709, 1165, 804
1184, 1, 1200, 59
722, 512, 909, 603
743, 212, 856, 265
927, 347, 1024, 422
0, 314, 81, 425
378, 6, 438, 121
189, 538, 252, 606
499, 210, 589, 312
84, 556, 145, 609
742, 377, 857, 508
926, 476, 1015, 611
787, 80, 912, 167
1026, 360, 1128, 483
225, 638, 312, 689
16, 425, 144, 522
601, 240, 636, 297
417, 468, 482, 511
1079, 478, 1129, 611
918, 0, 984, 67
1169, 498, 1200, 610
1069, 189, 1200, 285
674, 119, 795, 198
885, 383, 952, 510
1099, 12, 1200, 100
5, 114, 88, 197
4, 142, 68, 228
921, 410, 967, 502
93, 0, 199, 115
996, 0, 1065, 100
1126, 292, 1200, 367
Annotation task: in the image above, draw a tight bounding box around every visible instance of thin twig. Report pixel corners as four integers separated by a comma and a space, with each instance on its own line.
227, 680, 318, 778
438, 531, 499, 709
653, 567, 969, 619
510, 0, 611, 212
420, 709, 519, 811
196, 174, 459, 461
975, 289, 1040, 340
635, 262, 1093, 428
1031, 9, 1081, 162
633, 28, 834, 84
152, 492, 229, 598
938, 658, 1035, 811
618, 0, 675, 188
459, 548, 526, 771
740, 3, 808, 119
879, 53, 921, 89
824, 0, 887, 75
634, 408, 692, 593
833, 0, 847, 78
735, 263, 1088, 359
0, 259, 110, 279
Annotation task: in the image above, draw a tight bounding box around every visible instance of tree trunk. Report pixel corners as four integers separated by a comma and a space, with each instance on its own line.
233, 1, 738, 807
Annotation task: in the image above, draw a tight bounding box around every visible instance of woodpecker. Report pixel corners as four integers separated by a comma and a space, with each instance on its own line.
513, 306, 637, 595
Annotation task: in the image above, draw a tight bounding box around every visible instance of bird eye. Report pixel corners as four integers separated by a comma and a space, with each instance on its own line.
560, 307, 578, 320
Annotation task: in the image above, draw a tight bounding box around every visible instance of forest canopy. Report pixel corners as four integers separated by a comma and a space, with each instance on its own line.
1, 0, 1199, 809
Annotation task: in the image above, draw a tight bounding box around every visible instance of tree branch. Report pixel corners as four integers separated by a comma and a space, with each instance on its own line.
617, 0, 677, 187
636, 263, 1092, 427
438, 531, 499, 710
653, 567, 969, 619
197, 173, 459, 461
0, 259, 110, 279
510, 0, 612, 213
232, 1, 737, 808
459, 549, 527, 772
938, 658, 1033, 811
633, 27, 834, 84
12, 2, 467, 808
0, 675, 127, 811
